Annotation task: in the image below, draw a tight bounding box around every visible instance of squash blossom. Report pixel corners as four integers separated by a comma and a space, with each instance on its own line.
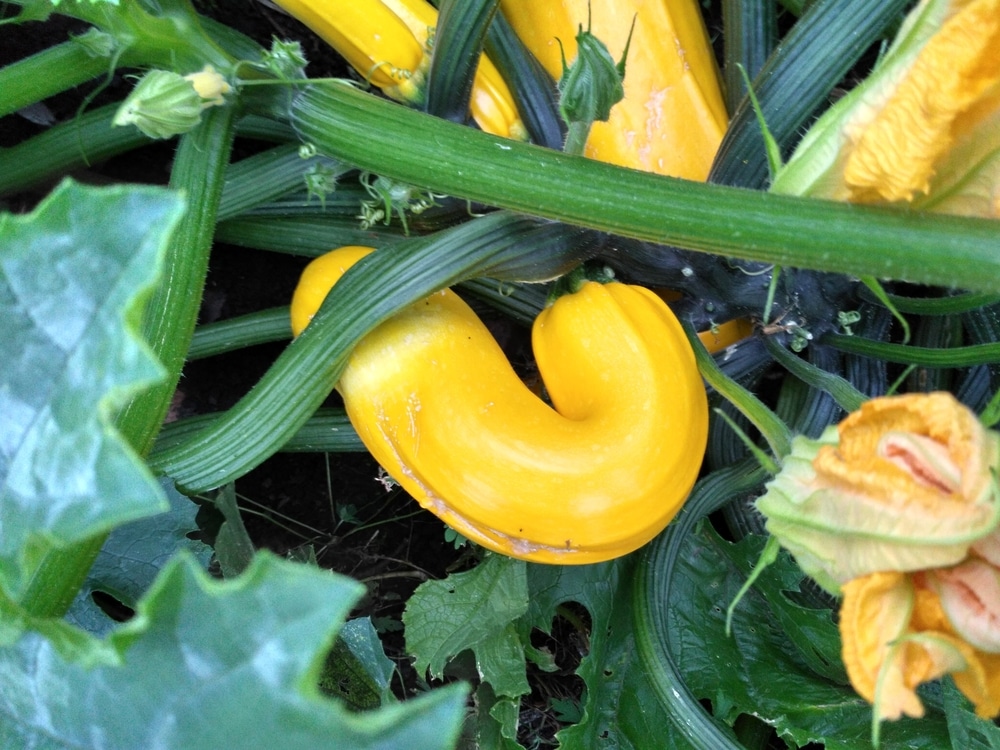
112, 66, 231, 139
272, 0, 527, 140
755, 393, 1000, 726
499, 0, 727, 179
771, 0, 1000, 217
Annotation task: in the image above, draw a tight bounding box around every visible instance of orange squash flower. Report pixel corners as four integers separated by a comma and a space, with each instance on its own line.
771, 0, 1000, 218
756, 392, 1000, 736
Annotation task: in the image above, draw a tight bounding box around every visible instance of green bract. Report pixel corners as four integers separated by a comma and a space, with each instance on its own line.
557, 20, 631, 125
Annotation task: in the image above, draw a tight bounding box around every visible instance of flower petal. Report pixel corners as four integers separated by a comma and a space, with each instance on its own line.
840, 572, 916, 713
757, 394, 1000, 589
952, 649, 1000, 718
930, 559, 1000, 652
843, 0, 1000, 203
841, 573, 970, 721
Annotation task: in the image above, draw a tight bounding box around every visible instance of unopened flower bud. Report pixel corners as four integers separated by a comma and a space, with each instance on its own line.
113, 66, 230, 140
557, 19, 633, 126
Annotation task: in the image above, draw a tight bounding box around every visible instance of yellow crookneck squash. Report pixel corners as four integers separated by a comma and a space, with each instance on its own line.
499, 0, 728, 178
291, 247, 709, 564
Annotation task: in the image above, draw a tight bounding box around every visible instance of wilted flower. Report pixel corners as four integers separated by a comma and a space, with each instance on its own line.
840, 558, 1000, 728
771, 0, 1000, 218
183, 65, 231, 107
757, 392, 1000, 592
755, 392, 1000, 736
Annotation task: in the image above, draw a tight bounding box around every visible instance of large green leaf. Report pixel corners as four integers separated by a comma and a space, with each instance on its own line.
524, 560, 693, 750
942, 677, 1000, 750
0, 552, 467, 749
407, 552, 694, 747
0, 180, 181, 596
668, 522, 952, 749
322, 616, 399, 710
64, 478, 212, 637
405, 553, 529, 698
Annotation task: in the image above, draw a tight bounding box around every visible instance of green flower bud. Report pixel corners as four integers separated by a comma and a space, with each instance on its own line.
113, 67, 230, 140
557, 17, 634, 126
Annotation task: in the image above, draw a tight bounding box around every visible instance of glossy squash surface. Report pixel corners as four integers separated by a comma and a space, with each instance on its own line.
292, 247, 708, 563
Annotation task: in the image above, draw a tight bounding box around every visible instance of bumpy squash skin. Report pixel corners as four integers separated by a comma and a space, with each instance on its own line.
292, 248, 708, 564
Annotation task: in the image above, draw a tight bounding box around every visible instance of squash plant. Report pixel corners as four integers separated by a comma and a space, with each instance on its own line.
2, 0, 1000, 748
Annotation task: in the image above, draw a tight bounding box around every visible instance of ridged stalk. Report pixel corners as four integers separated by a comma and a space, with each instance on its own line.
821, 334, 1000, 368
722, 0, 777, 114
710, 0, 911, 188
291, 82, 1000, 294
0, 103, 148, 197
18, 106, 238, 618
634, 461, 768, 748
484, 11, 564, 149
186, 307, 292, 360
119, 105, 238, 454
0, 40, 112, 120
426, 0, 500, 124
217, 144, 348, 221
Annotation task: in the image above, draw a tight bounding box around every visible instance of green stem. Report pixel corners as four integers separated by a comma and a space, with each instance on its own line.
0, 103, 149, 197
426, 0, 500, 124
17, 535, 106, 620
685, 323, 792, 460
187, 307, 291, 360
562, 119, 593, 157
22, 0, 235, 73
291, 83, 1000, 294
765, 338, 867, 412
121, 105, 239, 455
711, 0, 911, 187
821, 333, 1000, 368
0, 40, 112, 120
633, 460, 767, 749
17, 106, 237, 619
722, 0, 776, 115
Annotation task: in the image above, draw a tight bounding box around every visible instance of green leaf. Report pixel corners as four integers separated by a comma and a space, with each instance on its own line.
0, 179, 182, 597
942, 677, 1000, 750
209, 482, 256, 578
527, 559, 693, 750
0, 552, 467, 749
405, 553, 529, 697
473, 682, 523, 750
320, 617, 397, 710
668, 522, 951, 749
64, 478, 212, 637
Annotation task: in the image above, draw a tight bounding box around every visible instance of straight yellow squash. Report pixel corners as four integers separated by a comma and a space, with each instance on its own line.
291, 247, 708, 564
273, 0, 527, 139
499, 0, 728, 178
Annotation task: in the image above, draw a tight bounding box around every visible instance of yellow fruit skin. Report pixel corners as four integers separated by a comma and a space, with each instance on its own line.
500, 0, 728, 177
381, 0, 528, 140
274, 0, 526, 138
697, 317, 754, 353
291, 248, 708, 564
273, 0, 426, 101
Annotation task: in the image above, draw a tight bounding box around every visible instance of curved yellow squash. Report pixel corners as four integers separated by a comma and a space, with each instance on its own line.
292, 247, 708, 564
